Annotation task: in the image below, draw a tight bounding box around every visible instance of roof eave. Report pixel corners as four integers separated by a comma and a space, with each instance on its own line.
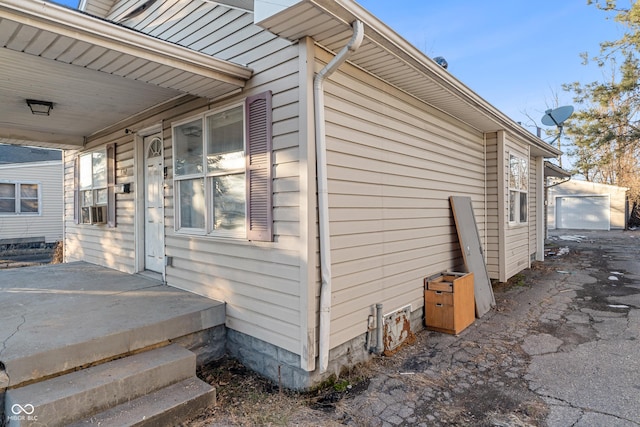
544, 161, 572, 178
3, 0, 253, 86
257, 0, 561, 157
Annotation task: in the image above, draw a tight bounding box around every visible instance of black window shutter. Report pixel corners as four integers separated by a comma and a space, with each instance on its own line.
73, 155, 79, 224
245, 91, 273, 241
107, 143, 116, 228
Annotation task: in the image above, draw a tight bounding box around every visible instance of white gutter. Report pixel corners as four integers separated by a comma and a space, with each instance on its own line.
315, 20, 364, 374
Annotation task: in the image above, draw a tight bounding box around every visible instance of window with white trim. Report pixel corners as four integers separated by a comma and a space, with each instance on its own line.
509, 154, 528, 224
0, 182, 40, 215
172, 91, 273, 241
74, 144, 116, 227
79, 150, 107, 224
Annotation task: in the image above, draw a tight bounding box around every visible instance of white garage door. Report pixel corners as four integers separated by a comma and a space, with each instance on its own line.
556, 195, 610, 230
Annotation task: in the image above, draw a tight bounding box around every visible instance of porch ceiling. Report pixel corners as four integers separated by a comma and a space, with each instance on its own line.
0, 0, 252, 149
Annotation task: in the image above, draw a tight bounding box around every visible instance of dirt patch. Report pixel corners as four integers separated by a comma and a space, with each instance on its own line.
435, 381, 547, 427
51, 241, 63, 264
191, 357, 372, 426
492, 260, 556, 294
533, 321, 596, 351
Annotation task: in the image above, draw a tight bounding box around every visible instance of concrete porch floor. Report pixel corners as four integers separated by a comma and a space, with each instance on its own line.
0, 262, 225, 389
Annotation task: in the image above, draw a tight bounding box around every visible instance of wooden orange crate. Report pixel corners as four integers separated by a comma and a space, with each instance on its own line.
424, 272, 475, 335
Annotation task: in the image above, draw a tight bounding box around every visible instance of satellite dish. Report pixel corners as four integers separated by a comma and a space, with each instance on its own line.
433, 56, 448, 69
540, 106, 574, 167
541, 105, 574, 127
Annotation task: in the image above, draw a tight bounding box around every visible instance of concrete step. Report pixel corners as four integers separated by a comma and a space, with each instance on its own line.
2, 264, 226, 389
5, 344, 196, 427
69, 377, 215, 427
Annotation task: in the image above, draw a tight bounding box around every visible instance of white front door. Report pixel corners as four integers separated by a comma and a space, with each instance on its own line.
144, 134, 164, 273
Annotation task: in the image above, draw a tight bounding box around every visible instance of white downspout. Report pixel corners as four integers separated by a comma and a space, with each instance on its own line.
315, 20, 364, 373
483, 133, 487, 258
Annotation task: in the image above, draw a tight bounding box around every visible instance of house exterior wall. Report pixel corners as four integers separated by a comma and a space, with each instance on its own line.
60, 0, 556, 388
63, 6, 310, 364
547, 180, 628, 230
0, 161, 63, 244
104, 0, 281, 67
491, 131, 547, 282
164, 41, 304, 358
64, 132, 137, 271
529, 153, 538, 259
485, 132, 499, 280
318, 47, 487, 350
502, 133, 531, 281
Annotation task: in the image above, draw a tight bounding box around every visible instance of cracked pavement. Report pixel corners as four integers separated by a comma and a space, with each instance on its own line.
325, 229, 640, 426
525, 231, 640, 426
0, 313, 26, 390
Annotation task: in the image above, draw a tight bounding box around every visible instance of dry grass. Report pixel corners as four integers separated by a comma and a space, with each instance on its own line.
51, 241, 64, 264
190, 357, 370, 426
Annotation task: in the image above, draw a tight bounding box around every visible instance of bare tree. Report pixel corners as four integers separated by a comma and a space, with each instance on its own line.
563, 1, 640, 207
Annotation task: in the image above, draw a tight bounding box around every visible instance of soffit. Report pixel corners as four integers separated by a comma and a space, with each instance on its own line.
0, 0, 252, 148
544, 161, 571, 179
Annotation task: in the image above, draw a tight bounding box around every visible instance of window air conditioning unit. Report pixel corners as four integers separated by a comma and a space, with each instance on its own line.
92, 206, 107, 224
81, 206, 107, 224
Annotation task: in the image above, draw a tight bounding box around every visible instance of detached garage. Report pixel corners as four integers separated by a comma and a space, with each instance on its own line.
548, 180, 628, 230
556, 195, 610, 230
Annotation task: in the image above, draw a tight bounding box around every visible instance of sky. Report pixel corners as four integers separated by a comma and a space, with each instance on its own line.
50, 0, 628, 143
356, 1, 628, 134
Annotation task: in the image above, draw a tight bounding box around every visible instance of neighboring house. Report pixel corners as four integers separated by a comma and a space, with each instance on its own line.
548, 179, 628, 230
0, 144, 63, 245
0, 0, 561, 389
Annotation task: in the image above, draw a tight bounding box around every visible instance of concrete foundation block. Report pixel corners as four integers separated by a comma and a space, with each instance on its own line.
171, 325, 226, 366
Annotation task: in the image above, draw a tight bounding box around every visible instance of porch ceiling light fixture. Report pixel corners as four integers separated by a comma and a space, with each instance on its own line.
26, 99, 54, 116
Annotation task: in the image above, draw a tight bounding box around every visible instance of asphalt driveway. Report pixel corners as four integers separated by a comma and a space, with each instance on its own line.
322, 229, 640, 426
525, 230, 640, 426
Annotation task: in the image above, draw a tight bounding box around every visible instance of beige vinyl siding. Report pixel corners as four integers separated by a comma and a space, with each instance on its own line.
65, 4, 305, 356
319, 48, 486, 349
63, 129, 138, 273
171, 43, 300, 355
0, 161, 63, 243
529, 154, 538, 258
107, 1, 281, 66
62, 152, 77, 251
163, 39, 301, 354
503, 137, 530, 280
485, 133, 499, 279
81, 0, 114, 17
65, 64, 302, 354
